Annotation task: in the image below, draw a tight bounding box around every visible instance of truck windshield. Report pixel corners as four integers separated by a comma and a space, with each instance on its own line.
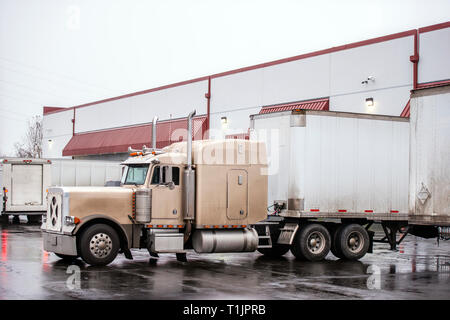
122, 165, 149, 185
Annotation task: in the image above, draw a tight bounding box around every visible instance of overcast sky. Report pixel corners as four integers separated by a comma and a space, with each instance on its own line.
0, 0, 449, 156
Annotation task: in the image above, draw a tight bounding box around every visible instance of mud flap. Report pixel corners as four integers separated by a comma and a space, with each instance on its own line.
123, 247, 133, 259
367, 230, 374, 254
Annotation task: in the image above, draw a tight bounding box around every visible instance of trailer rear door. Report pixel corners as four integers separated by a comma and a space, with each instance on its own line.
11, 164, 43, 205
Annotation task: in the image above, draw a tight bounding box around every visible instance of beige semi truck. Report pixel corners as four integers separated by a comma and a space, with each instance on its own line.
42, 111, 269, 265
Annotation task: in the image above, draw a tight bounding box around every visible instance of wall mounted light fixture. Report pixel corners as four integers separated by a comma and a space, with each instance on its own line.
361, 76, 375, 85
221, 116, 227, 124
365, 98, 374, 107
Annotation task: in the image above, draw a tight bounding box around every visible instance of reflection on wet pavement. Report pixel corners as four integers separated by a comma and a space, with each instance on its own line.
0, 220, 449, 300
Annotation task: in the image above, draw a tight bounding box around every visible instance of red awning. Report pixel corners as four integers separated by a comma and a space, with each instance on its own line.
400, 100, 410, 117
259, 98, 329, 114
63, 116, 207, 156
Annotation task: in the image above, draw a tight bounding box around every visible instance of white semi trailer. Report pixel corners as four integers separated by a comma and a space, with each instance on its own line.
250, 91, 449, 261
1, 158, 122, 222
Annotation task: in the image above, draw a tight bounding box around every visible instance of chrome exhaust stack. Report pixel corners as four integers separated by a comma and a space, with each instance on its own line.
183, 109, 196, 221
152, 116, 158, 150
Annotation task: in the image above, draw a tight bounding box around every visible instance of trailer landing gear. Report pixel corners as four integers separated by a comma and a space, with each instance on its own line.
374, 221, 409, 251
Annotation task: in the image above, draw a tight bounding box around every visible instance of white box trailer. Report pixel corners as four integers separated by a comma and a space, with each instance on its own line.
250, 110, 410, 219
1, 158, 123, 222
249, 109, 413, 260
1, 159, 51, 221
409, 85, 450, 227
49, 158, 123, 187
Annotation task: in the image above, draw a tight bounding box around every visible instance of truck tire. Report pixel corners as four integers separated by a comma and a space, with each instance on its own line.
79, 224, 120, 266
258, 244, 290, 257
336, 224, 370, 260
291, 224, 331, 261
55, 253, 78, 261
331, 225, 345, 259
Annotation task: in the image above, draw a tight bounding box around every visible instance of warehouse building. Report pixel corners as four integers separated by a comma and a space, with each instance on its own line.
42, 21, 450, 160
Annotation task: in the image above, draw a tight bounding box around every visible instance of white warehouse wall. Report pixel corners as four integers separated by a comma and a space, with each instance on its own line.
418, 28, 450, 84
75, 79, 209, 133
329, 36, 414, 115
210, 35, 414, 136
42, 109, 73, 158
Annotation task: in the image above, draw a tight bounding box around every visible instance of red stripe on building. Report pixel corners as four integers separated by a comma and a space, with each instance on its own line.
400, 100, 410, 118
259, 98, 329, 114
62, 116, 207, 156
416, 80, 450, 90
418, 21, 450, 33
43, 106, 68, 115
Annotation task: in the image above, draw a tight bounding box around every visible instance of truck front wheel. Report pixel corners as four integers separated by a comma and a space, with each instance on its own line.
79, 224, 120, 266
336, 224, 369, 260
291, 224, 331, 261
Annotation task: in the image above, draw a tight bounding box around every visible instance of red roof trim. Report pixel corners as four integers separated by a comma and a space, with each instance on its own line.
74, 76, 210, 110
43, 106, 68, 115
62, 115, 207, 156
400, 100, 410, 118
416, 79, 450, 90
259, 97, 329, 114
418, 21, 450, 33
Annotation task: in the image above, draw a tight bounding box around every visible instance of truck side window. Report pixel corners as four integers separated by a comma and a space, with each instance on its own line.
172, 167, 180, 185
151, 166, 160, 184
151, 166, 180, 185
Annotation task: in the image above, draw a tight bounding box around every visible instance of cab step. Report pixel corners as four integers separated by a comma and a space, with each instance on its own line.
257, 225, 273, 249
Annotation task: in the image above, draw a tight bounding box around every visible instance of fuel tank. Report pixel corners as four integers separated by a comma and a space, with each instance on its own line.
192, 228, 258, 253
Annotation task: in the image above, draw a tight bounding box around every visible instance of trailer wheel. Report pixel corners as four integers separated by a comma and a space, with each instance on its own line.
291, 224, 331, 261
331, 225, 344, 259
258, 244, 290, 257
79, 224, 120, 266
55, 253, 78, 261
337, 224, 369, 260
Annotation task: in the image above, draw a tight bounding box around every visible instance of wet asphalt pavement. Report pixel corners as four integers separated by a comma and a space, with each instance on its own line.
0, 218, 449, 300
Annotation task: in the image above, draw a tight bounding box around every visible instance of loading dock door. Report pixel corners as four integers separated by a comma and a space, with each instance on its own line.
11, 164, 43, 205
227, 169, 248, 220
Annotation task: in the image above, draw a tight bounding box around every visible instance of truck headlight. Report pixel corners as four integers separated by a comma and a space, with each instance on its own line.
42, 214, 47, 223
64, 216, 80, 226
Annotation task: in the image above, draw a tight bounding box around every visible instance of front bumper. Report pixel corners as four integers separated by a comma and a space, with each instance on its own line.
42, 232, 77, 256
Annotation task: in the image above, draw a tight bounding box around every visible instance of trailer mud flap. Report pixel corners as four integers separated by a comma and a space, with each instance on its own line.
367, 230, 374, 254
277, 223, 299, 245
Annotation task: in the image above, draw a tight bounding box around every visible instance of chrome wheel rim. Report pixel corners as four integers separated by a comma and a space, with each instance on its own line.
347, 231, 363, 253
307, 231, 326, 254
89, 233, 112, 258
